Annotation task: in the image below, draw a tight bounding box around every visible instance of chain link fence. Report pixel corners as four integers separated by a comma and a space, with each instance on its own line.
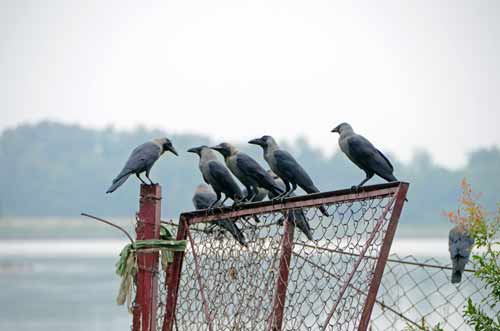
161, 183, 407, 330
148, 182, 487, 331
370, 255, 487, 331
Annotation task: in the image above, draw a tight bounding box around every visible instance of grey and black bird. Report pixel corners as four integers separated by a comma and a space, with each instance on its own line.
248, 135, 329, 216
211, 142, 284, 201
187, 145, 243, 207
106, 138, 178, 193
267, 171, 314, 241
331, 123, 398, 190
192, 184, 247, 247
449, 224, 474, 284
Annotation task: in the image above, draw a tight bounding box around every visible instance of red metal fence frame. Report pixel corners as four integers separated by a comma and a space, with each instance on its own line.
162, 181, 409, 331
133, 184, 162, 331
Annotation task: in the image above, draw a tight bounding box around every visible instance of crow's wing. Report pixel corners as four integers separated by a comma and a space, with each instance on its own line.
346, 135, 395, 181
124, 142, 161, 173
274, 150, 317, 193
376, 148, 394, 172
113, 142, 161, 181
208, 161, 242, 198
449, 228, 474, 258
267, 177, 286, 200
237, 154, 283, 194
290, 209, 313, 241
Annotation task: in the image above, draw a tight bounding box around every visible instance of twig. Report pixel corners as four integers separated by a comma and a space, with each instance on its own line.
161, 220, 209, 234
81, 212, 134, 244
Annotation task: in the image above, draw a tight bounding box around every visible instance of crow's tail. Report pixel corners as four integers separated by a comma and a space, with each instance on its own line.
451, 257, 467, 284
304, 185, 330, 217
292, 210, 314, 241
318, 205, 330, 217
381, 173, 398, 183
106, 173, 131, 194
216, 220, 247, 247
451, 270, 462, 284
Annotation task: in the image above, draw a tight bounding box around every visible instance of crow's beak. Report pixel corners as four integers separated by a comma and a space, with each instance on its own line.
187, 147, 198, 154
331, 126, 339, 133
248, 138, 263, 146
168, 145, 178, 156
210, 145, 223, 152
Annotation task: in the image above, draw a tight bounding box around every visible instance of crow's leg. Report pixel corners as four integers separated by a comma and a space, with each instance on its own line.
136, 173, 148, 185
145, 171, 156, 185
244, 185, 254, 202
209, 191, 222, 208
352, 173, 374, 192
248, 186, 261, 202
275, 180, 291, 199
287, 182, 298, 196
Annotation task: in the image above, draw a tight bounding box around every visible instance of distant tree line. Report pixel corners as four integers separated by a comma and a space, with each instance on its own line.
0, 121, 498, 223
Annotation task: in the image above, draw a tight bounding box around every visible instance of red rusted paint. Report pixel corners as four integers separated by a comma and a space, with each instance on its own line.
268, 213, 295, 331
133, 184, 161, 331
162, 216, 189, 331
132, 302, 141, 331
184, 183, 403, 224
358, 183, 409, 330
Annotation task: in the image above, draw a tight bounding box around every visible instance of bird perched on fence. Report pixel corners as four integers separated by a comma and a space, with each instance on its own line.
211, 142, 284, 201
192, 184, 247, 247
331, 123, 399, 190
448, 224, 474, 284
106, 138, 178, 194
264, 171, 313, 241
187, 145, 243, 207
248, 135, 329, 216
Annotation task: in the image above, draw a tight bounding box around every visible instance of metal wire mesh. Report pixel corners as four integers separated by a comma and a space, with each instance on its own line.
369, 255, 489, 331
157, 269, 168, 330
162, 183, 406, 331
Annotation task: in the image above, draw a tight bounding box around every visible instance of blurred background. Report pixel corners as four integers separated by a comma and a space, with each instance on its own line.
1, 1, 499, 330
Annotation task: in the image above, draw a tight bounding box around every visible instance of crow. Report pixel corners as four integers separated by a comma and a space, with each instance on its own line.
449, 224, 474, 284
106, 138, 177, 193
187, 145, 242, 206
192, 184, 247, 247
331, 123, 398, 190
248, 135, 329, 216
211, 142, 283, 201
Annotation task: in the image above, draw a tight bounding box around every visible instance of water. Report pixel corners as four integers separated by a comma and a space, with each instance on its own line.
0, 256, 129, 331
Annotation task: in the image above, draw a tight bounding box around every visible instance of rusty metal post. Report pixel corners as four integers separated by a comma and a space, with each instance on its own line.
162, 216, 189, 331
133, 184, 162, 331
268, 213, 295, 331
358, 183, 409, 330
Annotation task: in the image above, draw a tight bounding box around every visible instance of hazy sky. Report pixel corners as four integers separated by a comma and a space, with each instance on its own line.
2, 1, 499, 168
